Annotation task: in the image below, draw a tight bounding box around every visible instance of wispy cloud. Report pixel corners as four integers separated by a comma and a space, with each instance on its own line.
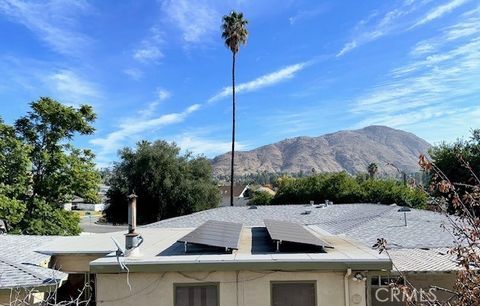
410, 0, 470, 29
161, 0, 219, 45
91, 103, 201, 161
352, 14, 480, 133
289, 5, 328, 25
91, 57, 308, 161
0, 0, 92, 56
337, 1, 419, 57
172, 133, 247, 157
123, 68, 143, 80
133, 26, 164, 63
208, 62, 308, 103
47, 69, 100, 105
137, 88, 171, 118
337, 0, 471, 57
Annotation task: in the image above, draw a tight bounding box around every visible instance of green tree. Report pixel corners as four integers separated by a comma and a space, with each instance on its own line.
14, 97, 99, 206
429, 129, 480, 186
428, 129, 480, 213
222, 11, 248, 206
0, 119, 31, 198
367, 162, 378, 179
0, 98, 99, 235
104, 140, 220, 224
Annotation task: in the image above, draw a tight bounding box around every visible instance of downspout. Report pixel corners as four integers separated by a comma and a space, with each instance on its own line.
344, 268, 352, 306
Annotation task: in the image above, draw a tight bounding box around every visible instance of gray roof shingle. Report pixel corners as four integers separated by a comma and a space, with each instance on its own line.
0, 235, 67, 290
144, 203, 455, 249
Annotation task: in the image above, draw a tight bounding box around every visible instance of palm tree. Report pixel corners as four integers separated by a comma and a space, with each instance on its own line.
222, 11, 248, 206
367, 163, 378, 179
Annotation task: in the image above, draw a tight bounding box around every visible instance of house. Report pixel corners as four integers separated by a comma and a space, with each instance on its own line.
65, 185, 110, 212
218, 184, 249, 206
1, 203, 460, 305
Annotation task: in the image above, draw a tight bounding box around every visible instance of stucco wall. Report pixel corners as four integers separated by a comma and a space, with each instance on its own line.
51, 255, 105, 273
96, 270, 367, 306
408, 273, 456, 303
370, 273, 456, 306
0, 292, 9, 305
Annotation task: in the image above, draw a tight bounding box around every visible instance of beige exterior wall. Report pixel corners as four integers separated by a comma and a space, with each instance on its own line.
96, 270, 367, 306
370, 273, 456, 306
408, 273, 456, 303
0, 292, 9, 305
51, 255, 104, 273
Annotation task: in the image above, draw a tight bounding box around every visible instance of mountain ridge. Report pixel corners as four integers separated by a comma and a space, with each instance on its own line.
211, 125, 431, 177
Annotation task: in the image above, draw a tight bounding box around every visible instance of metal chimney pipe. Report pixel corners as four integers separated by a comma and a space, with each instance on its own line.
125, 193, 143, 256
127, 193, 137, 234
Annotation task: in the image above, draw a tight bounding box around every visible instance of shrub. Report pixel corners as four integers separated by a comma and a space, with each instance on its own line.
249, 191, 274, 206
271, 172, 427, 208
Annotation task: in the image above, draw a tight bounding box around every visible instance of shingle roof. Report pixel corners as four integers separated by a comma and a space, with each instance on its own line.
388, 248, 458, 272
0, 235, 67, 290
144, 203, 455, 249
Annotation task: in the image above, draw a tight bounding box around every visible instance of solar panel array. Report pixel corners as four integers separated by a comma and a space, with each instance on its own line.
178, 220, 243, 250
263, 219, 333, 249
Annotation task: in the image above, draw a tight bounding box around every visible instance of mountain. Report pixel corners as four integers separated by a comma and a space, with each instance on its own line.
211, 125, 431, 177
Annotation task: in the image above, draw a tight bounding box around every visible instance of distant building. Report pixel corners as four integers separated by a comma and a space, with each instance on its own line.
64, 184, 110, 212
218, 184, 249, 206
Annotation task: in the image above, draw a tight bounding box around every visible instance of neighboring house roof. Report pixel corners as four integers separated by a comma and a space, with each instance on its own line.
389, 248, 458, 272
144, 204, 455, 249
0, 235, 67, 290
219, 184, 248, 198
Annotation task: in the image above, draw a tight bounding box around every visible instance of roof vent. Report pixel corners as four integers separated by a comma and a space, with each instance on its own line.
398, 206, 411, 226
301, 210, 312, 215
248, 205, 258, 210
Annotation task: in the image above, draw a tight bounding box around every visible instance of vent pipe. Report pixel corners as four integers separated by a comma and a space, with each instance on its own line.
125, 193, 143, 256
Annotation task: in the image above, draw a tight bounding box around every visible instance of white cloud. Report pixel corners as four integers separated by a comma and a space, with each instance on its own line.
0, 0, 92, 56
48, 69, 99, 105
157, 88, 171, 101
137, 88, 171, 118
91, 103, 201, 159
173, 133, 246, 157
161, 0, 219, 44
133, 26, 164, 63
411, 0, 470, 28
351, 16, 480, 134
208, 62, 308, 103
123, 68, 143, 80
337, 1, 418, 57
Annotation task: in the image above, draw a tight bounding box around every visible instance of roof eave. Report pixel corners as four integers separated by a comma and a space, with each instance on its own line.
90, 259, 392, 274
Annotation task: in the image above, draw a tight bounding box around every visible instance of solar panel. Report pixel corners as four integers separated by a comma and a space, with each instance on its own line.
178, 220, 243, 252
264, 219, 333, 250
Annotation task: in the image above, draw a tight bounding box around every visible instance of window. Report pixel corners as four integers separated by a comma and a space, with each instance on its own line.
175, 283, 219, 306
271, 281, 316, 306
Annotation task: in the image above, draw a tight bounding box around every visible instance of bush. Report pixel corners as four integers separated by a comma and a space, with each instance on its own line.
21, 198, 81, 235
249, 191, 274, 206
271, 172, 427, 208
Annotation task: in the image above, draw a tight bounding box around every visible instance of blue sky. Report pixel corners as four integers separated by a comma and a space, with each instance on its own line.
0, 0, 479, 167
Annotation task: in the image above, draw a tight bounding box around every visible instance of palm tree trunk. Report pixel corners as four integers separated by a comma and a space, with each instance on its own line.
230, 52, 236, 207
